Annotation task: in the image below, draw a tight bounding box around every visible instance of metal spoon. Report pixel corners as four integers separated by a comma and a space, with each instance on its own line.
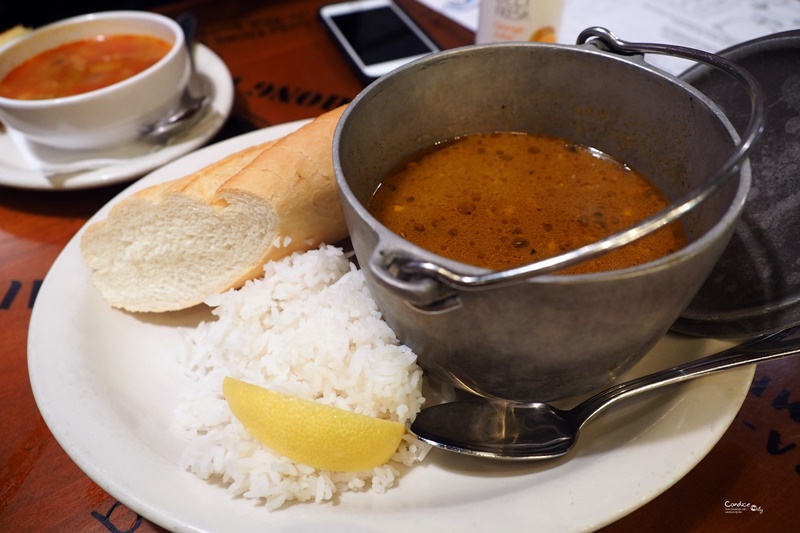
142, 12, 211, 142
410, 324, 800, 461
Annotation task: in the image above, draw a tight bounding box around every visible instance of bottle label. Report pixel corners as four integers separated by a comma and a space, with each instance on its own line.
476, 0, 565, 44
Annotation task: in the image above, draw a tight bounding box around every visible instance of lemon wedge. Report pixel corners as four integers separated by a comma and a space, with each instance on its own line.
222, 376, 406, 472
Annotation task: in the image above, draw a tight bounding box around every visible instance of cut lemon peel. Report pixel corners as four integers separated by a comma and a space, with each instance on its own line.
222, 376, 406, 472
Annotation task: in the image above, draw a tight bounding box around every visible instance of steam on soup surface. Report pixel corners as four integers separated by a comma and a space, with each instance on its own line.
0, 34, 171, 100
367, 132, 686, 275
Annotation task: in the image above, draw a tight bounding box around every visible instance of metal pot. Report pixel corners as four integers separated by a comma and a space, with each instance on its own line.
333, 29, 764, 402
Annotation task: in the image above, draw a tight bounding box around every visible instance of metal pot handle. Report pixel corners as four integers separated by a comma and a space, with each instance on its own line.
373, 27, 766, 306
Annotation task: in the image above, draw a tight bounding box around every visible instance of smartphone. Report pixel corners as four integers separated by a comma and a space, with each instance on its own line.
319, 0, 440, 83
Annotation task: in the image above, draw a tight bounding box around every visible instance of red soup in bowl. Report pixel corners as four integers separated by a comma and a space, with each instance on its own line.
0, 33, 171, 100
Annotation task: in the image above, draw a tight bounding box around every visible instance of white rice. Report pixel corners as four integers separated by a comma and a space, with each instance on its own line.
175, 244, 430, 510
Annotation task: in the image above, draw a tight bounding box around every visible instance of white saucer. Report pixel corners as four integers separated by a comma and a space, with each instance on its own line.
0, 43, 233, 191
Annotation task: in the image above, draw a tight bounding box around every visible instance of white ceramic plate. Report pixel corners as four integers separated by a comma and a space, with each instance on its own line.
28, 123, 754, 533
0, 44, 233, 190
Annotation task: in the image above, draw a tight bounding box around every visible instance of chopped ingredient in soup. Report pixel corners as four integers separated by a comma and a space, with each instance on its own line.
0, 34, 171, 100
367, 132, 686, 274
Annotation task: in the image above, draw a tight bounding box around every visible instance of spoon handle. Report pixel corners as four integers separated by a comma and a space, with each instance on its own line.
573, 325, 800, 428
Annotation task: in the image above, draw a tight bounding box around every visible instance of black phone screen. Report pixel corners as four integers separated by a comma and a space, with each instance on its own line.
329, 7, 435, 66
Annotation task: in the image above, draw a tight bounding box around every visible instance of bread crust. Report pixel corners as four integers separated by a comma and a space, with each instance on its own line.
218, 106, 349, 287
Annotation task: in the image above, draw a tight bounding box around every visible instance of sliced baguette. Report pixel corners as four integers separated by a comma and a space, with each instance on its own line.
80, 106, 348, 312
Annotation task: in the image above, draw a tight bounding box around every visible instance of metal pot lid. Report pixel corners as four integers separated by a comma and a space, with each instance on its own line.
674, 29, 800, 337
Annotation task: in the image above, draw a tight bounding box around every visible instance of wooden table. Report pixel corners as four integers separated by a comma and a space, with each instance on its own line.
1, 1, 798, 531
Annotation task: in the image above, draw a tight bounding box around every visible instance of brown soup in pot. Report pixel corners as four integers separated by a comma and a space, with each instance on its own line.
367, 132, 686, 275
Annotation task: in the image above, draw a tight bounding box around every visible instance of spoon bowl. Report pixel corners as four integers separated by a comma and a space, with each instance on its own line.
142, 82, 210, 141
410, 324, 800, 460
